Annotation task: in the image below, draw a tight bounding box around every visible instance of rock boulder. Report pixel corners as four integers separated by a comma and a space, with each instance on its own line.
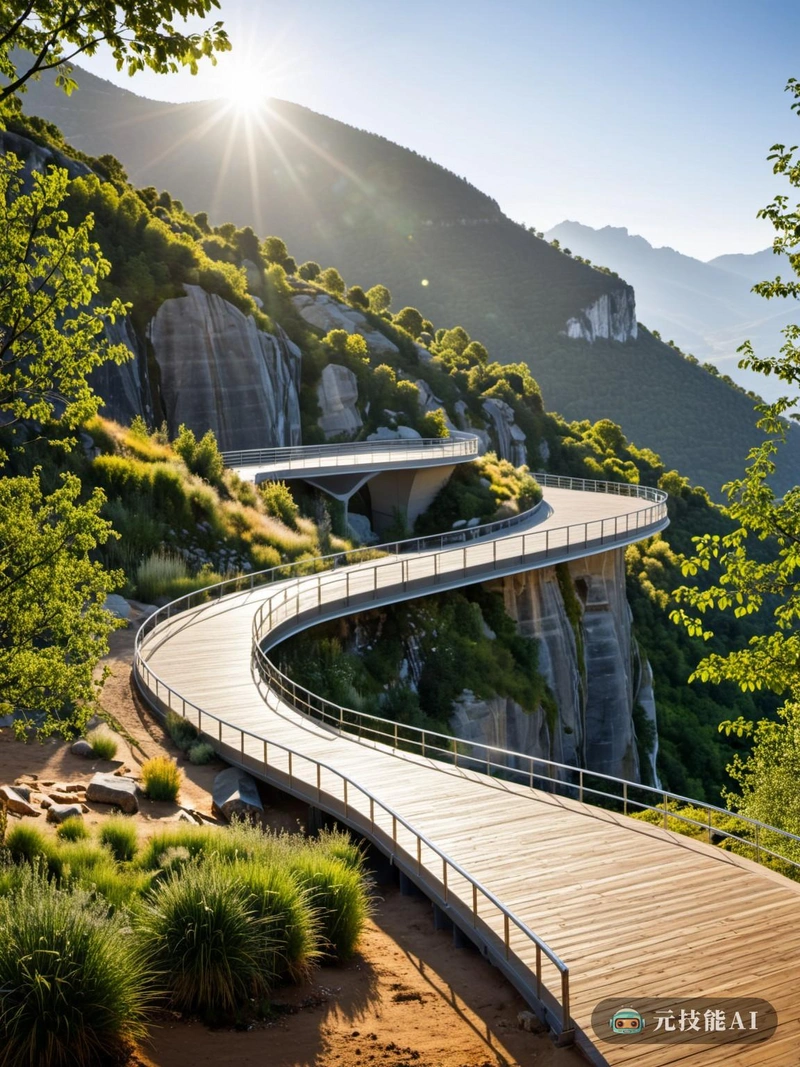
317, 364, 362, 438
47, 804, 83, 824
70, 739, 93, 758
212, 768, 263, 822
86, 772, 139, 814
0, 785, 40, 817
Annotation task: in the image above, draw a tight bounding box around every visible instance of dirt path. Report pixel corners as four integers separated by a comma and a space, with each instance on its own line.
138, 887, 581, 1067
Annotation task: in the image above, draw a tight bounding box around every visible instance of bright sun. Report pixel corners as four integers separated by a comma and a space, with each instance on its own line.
223, 66, 270, 115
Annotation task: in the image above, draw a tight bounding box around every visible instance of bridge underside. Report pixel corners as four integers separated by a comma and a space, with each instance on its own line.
258, 463, 457, 535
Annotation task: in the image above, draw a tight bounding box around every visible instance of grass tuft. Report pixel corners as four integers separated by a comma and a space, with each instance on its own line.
56, 816, 89, 842
138, 861, 272, 1020
87, 726, 118, 761
187, 741, 215, 765
0, 868, 153, 1067
141, 757, 182, 802
99, 818, 138, 862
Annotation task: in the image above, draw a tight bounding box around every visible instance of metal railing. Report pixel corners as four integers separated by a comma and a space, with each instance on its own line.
220, 431, 478, 471
252, 654, 800, 874
134, 651, 572, 1036
133, 472, 671, 1041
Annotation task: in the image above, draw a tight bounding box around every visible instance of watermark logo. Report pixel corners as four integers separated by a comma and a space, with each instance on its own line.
609, 1008, 645, 1035
593, 998, 777, 1045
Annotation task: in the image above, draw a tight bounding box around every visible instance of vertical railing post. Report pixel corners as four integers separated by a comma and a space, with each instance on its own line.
504, 914, 510, 960
663, 792, 669, 829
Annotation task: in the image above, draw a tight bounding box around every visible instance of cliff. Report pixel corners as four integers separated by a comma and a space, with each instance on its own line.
457, 548, 653, 782
148, 285, 302, 451
564, 287, 638, 343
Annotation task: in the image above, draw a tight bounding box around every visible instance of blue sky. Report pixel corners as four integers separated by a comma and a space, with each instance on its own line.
75, 0, 799, 260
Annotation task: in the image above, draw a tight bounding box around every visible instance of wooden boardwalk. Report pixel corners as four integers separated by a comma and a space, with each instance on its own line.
137, 485, 800, 1066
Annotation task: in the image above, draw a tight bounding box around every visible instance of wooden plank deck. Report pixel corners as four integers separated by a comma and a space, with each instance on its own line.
138, 488, 800, 1066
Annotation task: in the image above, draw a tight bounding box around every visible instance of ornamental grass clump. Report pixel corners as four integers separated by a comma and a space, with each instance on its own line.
141, 756, 182, 802
0, 869, 152, 1067
86, 726, 118, 761
222, 857, 320, 982
99, 817, 138, 862
138, 860, 273, 1020
288, 851, 370, 961
56, 816, 89, 842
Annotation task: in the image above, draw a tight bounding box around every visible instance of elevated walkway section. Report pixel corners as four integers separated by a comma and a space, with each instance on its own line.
135, 458, 800, 1066
222, 433, 478, 533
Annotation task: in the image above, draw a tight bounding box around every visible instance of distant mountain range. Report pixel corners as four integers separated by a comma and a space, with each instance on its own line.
17, 65, 800, 495
544, 221, 796, 402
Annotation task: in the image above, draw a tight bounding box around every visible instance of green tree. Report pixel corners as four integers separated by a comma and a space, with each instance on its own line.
0, 154, 129, 455
366, 284, 391, 314
0, 472, 123, 736
346, 285, 369, 310
0, 0, 230, 105
318, 267, 345, 297
298, 261, 321, 282
393, 306, 424, 339
671, 78, 800, 829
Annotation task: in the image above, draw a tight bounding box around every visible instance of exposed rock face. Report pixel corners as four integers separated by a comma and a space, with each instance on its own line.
291, 292, 399, 357
317, 363, 362, 438
0, 130, 91, 186
91, 315, 153, 427
565, 287, 638, 342
149, 285, 301, 451
464, 548, 651, 782
482, 398, 527, 466
415, 379, 459, 433
47, 803, 84, 824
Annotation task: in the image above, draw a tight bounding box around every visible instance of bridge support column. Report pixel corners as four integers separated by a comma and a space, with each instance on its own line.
368, 464, 456, 534
432, 902, 453, 932
399, 870, 423, 897
452, 923, 476, 950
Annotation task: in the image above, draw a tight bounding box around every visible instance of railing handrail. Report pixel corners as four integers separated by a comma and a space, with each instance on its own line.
134, 470, 672, 1037
221, 430, 478, 470
133, 634, 572, 1033
253, 649, 800, 866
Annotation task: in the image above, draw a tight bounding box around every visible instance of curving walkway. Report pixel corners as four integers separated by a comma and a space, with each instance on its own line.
135, 455, 800, 1067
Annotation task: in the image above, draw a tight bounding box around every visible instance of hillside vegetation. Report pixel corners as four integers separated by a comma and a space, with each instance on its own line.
19, 66, 800, 498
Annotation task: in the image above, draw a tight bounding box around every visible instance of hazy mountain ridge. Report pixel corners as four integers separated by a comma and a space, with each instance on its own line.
17, 66, 800, 496
545, 220, 797, 400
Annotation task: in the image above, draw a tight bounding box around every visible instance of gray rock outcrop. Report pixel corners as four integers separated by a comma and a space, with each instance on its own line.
212, 767, 263, 821
317, 363, 362, 438
86, 772, 139, 813
464, 548, 649, 782
70, 739, 93, 758
90, 315, 153, 428
149, 285, 302, 451
291, 293, 399, 357
565, 286, 638, 342
482, 398, 527, 466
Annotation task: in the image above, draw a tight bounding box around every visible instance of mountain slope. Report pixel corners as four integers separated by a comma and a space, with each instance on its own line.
18, 67, 800, 496
545, 220, 797, 401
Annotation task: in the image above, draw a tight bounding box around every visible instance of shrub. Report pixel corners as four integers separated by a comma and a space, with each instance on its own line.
99, 818, 139, 862
259, 480, 299, 529
223, 858, 319, 981
135, 550, 189, 602
141, 757, 182, 802
187, 741, 215, 765
56, 816, 89, 842
138, 862, 271, 1019
5, 825, 62, 878
0, 870, 152, 1067
136, 826, 217, 871
87, 726, 118, 761
164, 709, 199, 752
289, 853, 369, 960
